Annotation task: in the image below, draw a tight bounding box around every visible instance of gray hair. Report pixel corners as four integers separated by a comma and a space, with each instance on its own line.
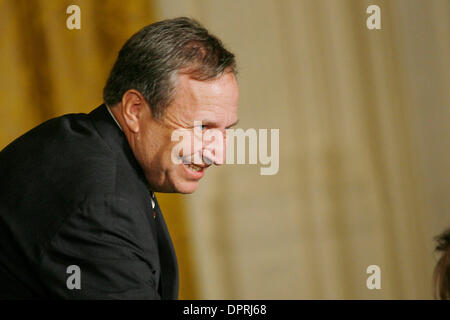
103, 17, 237, 118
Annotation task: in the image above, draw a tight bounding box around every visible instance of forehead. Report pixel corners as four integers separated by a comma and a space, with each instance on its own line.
170, 71, 239, 122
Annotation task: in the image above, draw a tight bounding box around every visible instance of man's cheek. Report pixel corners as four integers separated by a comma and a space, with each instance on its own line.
170, 129, 192, 164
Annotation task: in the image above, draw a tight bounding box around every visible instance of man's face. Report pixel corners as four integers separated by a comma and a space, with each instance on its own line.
132, 71, 239, 193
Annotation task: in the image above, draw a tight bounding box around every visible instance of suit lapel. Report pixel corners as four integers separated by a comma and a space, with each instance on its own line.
153, 195, 179, 299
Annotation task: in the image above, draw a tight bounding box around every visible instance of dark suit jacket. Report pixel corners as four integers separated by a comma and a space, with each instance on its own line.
0, 104, 178, 299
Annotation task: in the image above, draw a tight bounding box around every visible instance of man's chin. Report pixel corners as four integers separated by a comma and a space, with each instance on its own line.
174, 181, 199, 194
161, 177, 200, 194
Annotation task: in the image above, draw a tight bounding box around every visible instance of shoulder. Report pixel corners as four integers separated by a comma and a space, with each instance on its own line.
1, 112, 121, 196
0, 111, 154, 266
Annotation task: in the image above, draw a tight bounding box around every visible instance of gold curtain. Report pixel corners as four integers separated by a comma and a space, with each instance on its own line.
0, 0, 196, 299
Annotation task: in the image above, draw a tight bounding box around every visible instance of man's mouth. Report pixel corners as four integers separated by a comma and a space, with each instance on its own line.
185, 163, 203, 172
182, 161, 207, 180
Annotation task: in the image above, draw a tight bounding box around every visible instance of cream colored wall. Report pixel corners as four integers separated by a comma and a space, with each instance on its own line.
155, 0, 449, 299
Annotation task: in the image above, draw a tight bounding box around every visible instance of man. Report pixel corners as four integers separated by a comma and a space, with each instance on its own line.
0, 17, 239, 299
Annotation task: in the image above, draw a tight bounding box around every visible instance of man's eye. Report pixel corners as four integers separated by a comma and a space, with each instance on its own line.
193, 124, 207, 132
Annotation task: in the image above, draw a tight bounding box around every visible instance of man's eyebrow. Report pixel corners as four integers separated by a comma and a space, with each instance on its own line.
198, 119, 239, 128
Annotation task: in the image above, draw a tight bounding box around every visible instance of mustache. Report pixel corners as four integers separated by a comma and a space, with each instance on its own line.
180, 154, 213, 165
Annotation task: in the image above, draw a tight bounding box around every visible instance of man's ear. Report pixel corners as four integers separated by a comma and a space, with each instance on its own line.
121, 89, 148, 133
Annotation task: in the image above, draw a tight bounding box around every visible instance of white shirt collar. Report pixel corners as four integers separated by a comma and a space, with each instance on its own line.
106, 105, 123, 131
106, 105, 155, 206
